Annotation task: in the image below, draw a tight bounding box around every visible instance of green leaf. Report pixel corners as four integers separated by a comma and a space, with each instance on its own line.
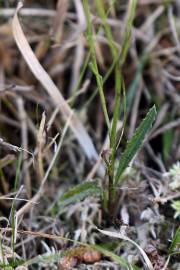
115, 105, 157, 185
169, 226, 180, 254
59, 181, 102, 207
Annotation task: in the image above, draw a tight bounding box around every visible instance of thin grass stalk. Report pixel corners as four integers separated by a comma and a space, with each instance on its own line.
69, 51, 91, 106
93, 1, 121, 213
110, 0, 137, 156
110, 0, 137, 215
94, 0, 121, 166
94, 0, 137, 215
111, 0, 137, 153
84, 55, 119, 109
116, 79, 127, 152
120, 0, 137, 67
72, 0, 118, 108
94, 0, 118, 59
11, 153, 22, 262
83, 0, 119, 109
83, 0, 110, 130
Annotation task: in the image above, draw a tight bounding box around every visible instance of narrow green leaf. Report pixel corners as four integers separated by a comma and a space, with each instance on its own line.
169, 226, 180, 254
110, 0, 137, 158
120, 0, 137, 66
59, 181, 102, 207
83, 0, 110, 130
91, 244, 141, 270
115, 105, 157, 185
97, 228, 154, 270
94, 0, 118, 59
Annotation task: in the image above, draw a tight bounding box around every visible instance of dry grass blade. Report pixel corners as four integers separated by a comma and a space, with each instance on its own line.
0, 154, 15, 169
0, 8, 56, 18
17, 97, 31, 198
52, 0, 69, 43
15, 113, 72, 220
12, 1, 104, 176
97, 228, 154, 270
37, 112, 46, 183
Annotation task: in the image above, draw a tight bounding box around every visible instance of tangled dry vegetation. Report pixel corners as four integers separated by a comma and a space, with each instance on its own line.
0, 0, 180, 269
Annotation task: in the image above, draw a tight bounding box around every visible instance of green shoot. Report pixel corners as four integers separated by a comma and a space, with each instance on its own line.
83, 0, 110, 130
